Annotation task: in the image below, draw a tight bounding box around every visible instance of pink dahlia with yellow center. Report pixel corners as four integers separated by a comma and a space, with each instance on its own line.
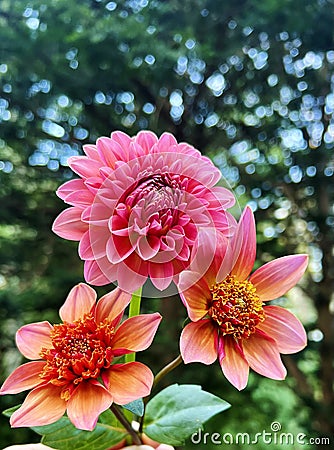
178, 206, 308, 390
52, 131, 236, 293
0, 283, 161, 430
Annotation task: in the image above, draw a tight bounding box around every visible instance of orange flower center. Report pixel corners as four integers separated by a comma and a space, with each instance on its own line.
209, 275, 265, 339
39, 313, 115, 398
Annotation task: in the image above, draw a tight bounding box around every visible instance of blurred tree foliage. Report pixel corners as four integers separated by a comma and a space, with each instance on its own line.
0, 0, 333, 448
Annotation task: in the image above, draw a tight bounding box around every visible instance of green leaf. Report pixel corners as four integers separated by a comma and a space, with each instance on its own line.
143, 384, 231, 446
123, 398, 144, 417
3, 404, 21, 417
4, 406, 127, 450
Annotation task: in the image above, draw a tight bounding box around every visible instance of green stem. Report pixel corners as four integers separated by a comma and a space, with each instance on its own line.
110, 404, 142, 445
153, 354, 183, 388
139, 354, 183, 432
125, 286, 142, 363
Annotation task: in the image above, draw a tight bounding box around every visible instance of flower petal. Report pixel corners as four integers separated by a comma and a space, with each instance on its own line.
84, 258, 116, 286
95, 287, 131, 324
178, 271, 211, 321
135, 130, 158, 154
59, 283, 97, 322
219, 336, 249, 390
242, 332, 287, 380
258, 305, 307, 354
16, 322, 53, 360
52, 207, 88, 240
249, 254, 308, 301
230, 206, 256, 281
0, 361, 45, 394
66, 380, 113, 431
180, 319, 218, 365
103, 362, 153, 404
190, 228, 231, 287
111, 313, 161, 354
68, 155, 102, 179
10, 384, 66, 427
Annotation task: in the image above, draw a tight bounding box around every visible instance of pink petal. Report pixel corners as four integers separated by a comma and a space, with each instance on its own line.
66, 380, 113, 431
82, 143, 100, 159
190, 228, 230, 286
96, 136, 119, 167
158, 132, 178, 150
242, 332, 287, 380
149, 261, 174, 291
52, 207, 88, 240
78, 229, 108, 260
249, 254, 308, 301
230, 206, 256, 281
204, 186, 236, 209
178, 271, 211, 321
16, 322, 53, 360
116, 258, 148, 293
218, 337, 249, 390
110, 130, 132, 154
137, 235, 160, 260
190, 228, 234, 286
59, 283, 97, 322
180, 320, 218, 365
95, 287, 131, 324
68, 155, 102, 179
0, 362, 45, 394
103, 362, 153, 404
258, 305, 307, 354
106, 235, 135, 263
111, 313, 161, 354
84, 258, 116, 286
10, 384, 66, 427
56, 179, 87, 200
135, 130, 158, 154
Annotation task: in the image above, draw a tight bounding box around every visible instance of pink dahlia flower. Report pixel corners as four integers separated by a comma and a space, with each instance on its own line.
0, 283, 161, 430
52, 131, 236, 293
178, 206, 308, 390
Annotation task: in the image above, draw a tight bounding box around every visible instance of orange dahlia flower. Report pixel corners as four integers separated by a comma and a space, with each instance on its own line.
178, 206, 308, 390
0, 284, 161, 430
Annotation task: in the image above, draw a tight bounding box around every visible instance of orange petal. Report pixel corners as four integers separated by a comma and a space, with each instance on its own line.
0, 361, 45, 394
180, 319, 218, 364
95, 287, 131, 325
103, 362, 153, 404
178, 270, 211, 321
230, 206, 256, 281
59, 283, 97, 322
219, 336, 249, 390
16, 322, 53, 360
242, 332, 287, 380
10, 384, 66, 427
66, 380, 113, 431
249, 254, 308, 301
258, 305, 307, 354
111, 313, 161, 354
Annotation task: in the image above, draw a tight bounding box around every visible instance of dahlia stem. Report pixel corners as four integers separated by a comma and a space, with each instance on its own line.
110, 404, 142, 445
125, 286, 142, 363
153, 354, 183, 388
139, 354, 183, 433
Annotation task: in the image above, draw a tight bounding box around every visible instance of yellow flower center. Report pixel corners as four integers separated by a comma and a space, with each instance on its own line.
209, 275, 265, 339
39, 313, 115, 398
